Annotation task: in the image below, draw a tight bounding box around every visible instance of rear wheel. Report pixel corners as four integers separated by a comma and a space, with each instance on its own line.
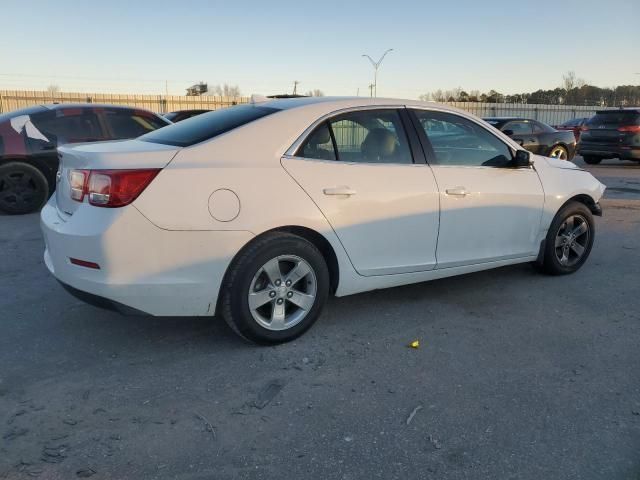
0, 162, 49, 214
541, 201, 595, 275
220, 232, 330, 344
549, 145, 568, 160
582, 155, 602, 165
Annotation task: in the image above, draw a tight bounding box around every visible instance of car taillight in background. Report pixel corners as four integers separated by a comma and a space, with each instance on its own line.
69, 169, 161, 207
617, 125, 640, 133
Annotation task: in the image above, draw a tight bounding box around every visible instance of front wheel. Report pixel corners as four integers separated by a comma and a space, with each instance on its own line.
549, 145, 569, 160
540, 201, 595, 275
220, 232, 330, 344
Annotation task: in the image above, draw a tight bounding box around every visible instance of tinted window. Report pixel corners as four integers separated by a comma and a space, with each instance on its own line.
103, 110, 167, 139
588, 111, 640, 127
31, 110, 103, 144
414, 110, 513, 167
504, 121, 532, 135
327, 110, 412, 164
140, 105, 279, 147
561, 118, 579, 127
297, 123, 336, 160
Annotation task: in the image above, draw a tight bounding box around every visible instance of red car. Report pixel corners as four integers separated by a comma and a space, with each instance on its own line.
554, 117, 590, 142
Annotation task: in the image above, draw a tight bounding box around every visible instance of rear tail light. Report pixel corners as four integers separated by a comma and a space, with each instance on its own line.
69, 169, 89, 201
580, 126, 589, 131
618, 125, 640, 133
69, 169, 160, 207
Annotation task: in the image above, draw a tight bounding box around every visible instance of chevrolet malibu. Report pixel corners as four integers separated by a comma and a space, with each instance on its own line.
41, 97, 606, 344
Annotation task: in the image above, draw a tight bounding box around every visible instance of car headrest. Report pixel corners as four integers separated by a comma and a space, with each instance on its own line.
361, 128, 397, 159
308, 127, 331, 145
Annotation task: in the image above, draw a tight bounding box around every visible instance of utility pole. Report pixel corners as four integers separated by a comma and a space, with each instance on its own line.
362, 49, 393, 98
292, 80, 299, 95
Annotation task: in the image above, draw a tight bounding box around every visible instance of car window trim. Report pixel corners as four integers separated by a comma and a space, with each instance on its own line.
408, 108, 526, 169
289, 106, 418, 165
285, 104, 405, 157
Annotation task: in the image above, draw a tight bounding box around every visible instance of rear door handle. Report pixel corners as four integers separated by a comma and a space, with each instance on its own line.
323, 186, 357, 196
445, 187, 468, 197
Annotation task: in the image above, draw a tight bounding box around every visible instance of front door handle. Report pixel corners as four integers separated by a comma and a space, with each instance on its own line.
445, 187, 468, 197
323, 186, 357, 196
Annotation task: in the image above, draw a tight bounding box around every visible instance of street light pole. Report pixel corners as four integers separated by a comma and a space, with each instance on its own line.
362, 49, 393, 98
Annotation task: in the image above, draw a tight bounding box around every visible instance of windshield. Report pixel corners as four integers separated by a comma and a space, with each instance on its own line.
140, 105, 280, 147
588, 111, 640, 127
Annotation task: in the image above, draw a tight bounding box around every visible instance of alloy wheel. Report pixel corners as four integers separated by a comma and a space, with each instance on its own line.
0, 171, 40, 211
248, 255, 317, 331
554, 214, 590, 267
549, 146, 568, 160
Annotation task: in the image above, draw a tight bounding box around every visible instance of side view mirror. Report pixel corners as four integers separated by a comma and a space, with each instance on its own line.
513, 149, 532, 168
502, 129, 514, 136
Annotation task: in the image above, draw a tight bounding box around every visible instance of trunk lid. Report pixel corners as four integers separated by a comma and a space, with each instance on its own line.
583, 111, 640, 145
56, 139, 180, 217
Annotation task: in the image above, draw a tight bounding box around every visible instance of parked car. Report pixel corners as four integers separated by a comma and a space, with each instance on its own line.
484, 117, 577, 160
41, 98, 605, 344
163, 109, 210, 123
578, 108, 640, 164
0, 104, 170, 214
554, 117, 590, 142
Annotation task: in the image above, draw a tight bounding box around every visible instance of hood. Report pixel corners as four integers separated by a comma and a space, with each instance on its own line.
540, 156, 580, 170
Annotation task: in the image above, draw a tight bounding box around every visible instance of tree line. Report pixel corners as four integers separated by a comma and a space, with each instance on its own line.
420, 72, 640, 107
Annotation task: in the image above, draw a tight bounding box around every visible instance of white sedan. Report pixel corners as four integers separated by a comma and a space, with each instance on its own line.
41, 97, 606, 344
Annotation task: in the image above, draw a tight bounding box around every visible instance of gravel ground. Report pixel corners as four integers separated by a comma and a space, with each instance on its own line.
1, 157, 639, 480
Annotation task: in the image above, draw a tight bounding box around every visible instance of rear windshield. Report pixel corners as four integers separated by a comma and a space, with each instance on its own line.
140, 105, 280, 147
588, 111, 640, 127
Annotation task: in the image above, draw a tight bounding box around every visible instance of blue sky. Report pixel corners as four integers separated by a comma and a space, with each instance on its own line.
1, 0, 638, 98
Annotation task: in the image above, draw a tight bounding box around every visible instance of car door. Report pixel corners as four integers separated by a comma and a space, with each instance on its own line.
504, 120, 540, 153
410, 109, 544, 268
282, 108, 440, 276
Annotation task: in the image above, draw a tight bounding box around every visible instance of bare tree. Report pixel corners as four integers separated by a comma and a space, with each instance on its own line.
305, 89, 325, 97
418, 93, 431, 101
562, 71, 586, 92
209, 84, 242, 97
47, 84, 60, 95
431, 89, 446, 102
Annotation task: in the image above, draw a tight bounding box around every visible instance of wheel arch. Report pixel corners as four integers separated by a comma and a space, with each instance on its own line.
563, 193, 602, 216
215, 225, 340, 315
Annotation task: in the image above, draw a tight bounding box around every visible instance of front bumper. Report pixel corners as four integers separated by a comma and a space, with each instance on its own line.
41, 198, 253, 316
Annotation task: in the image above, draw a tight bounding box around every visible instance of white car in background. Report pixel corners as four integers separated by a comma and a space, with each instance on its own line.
41, 97, 606, 344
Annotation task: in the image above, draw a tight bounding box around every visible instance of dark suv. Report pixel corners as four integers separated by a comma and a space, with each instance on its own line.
0, 104, 170, 214
578, 108, 640, 164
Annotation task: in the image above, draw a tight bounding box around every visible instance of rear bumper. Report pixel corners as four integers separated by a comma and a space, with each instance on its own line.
578, 144, 640, 160
56, 279, 148, 315
41, 197, 254, 316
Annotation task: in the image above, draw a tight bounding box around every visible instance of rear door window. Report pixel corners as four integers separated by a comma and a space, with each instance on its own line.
103, 110, 168, 139
504, 121, 532, 135
588, 111, 640, 127
140, 105, 280, 147
31, 110, 103, 144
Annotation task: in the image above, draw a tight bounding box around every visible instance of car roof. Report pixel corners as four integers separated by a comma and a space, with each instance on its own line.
596, 108, 640, 114
256, 96, 484, 117
40, 103, 158, 113
483, 117, 524, 121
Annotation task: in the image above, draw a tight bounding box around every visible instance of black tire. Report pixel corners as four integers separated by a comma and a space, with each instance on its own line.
549, 144, 569, 160
540, 201, 595, 275
582, 156, 602, 165
220, 232, 330, 345
0, 162, 49, 214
